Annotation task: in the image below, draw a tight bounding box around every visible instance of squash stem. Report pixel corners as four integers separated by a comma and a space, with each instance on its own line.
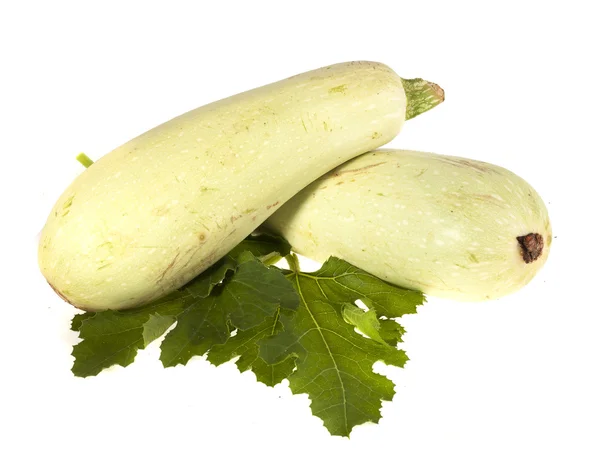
284, 254, 301, 273
76, 153, 94, 168
261, 252, 283, 266
401, 78, 445, 120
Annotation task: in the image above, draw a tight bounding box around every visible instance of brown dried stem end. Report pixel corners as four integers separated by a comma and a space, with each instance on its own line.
517, 233, 544, 263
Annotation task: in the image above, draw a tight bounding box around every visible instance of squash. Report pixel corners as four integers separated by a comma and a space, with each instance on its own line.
265, 149, 551, 301
38, 62, 443, 310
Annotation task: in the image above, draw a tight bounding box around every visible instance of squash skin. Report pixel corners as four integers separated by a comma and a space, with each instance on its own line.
38, 62, 408, 311
265, 149, 552, 301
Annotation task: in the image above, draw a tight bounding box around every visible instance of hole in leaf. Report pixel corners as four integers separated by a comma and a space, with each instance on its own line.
354, 299, 369, 311
353, 327, 371, 339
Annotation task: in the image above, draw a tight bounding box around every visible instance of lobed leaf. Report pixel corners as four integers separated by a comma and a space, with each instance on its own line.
259, 256, 424, 436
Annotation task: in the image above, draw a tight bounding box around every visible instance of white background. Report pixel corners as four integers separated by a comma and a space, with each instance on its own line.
2, 1, 599, 454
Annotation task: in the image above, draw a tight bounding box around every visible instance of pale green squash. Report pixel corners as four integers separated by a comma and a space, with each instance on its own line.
39, 62, 441, 310
265, 149, 551, 301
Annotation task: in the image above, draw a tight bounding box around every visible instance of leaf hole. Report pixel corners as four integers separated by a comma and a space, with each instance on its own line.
354, 299, 369, 311
353, 327, 371, 339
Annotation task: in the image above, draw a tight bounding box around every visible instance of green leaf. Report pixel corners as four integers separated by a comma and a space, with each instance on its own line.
143, 314, 176, 347
71, 296, 187, 378
342, 304, 406, 347
292, 257, 423, 319
227, 252, 299, 328
184, 255, 237, 298
71, 312, 94, 332
259, 256, 424, 437
207, 307, 296, 387
159, 252, 298, 367
342, 304, 388, 345
378, 319, 406, 346
228, 232, 291, 264
71, 235, 293, 377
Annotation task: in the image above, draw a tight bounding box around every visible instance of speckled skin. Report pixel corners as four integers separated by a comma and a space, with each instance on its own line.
265, 150, 552, 301
38, 62, 407, 310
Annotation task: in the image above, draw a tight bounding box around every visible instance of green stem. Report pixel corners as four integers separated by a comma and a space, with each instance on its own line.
261, 252, 283, 266
401, 78, 445, 120
284, 254, 301, 274
76, 153, 94, 168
